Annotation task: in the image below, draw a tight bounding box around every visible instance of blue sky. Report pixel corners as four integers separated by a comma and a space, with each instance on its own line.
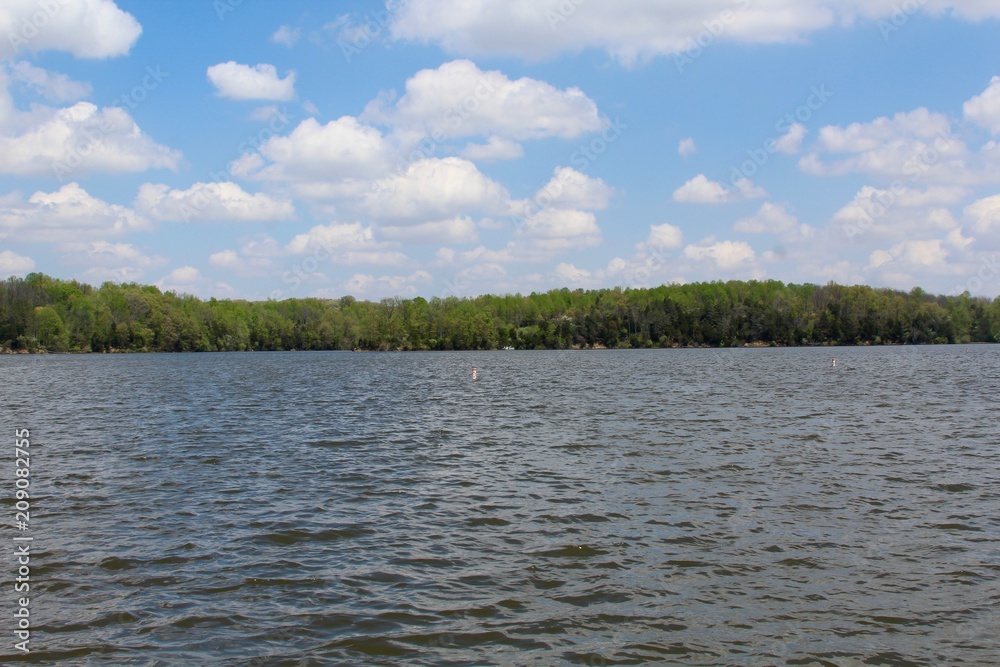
2, 0, 1000, 300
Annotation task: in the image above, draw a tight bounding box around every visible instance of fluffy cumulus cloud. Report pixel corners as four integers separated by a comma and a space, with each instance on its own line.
0, 102, 181, 177
0, 182, 147, 243
270, 25, 301, 47
833, 185, 970, 225
0, 0, 142, 60
799, 108, 973, 182
678, 137, 697, 157
363, 59, 605, 141
518, 207, 601, 249
363, 157, 508, 222
284, 222, 411, 268
380, 217, 479, 244
683, 238, 757, 270
553, 262, 592, 285
286, 222, 380, 254
342, 270, 432, 296
135, 182, 295, 222
156, 265, 200, 288
154, 266, 237, 298
61, 240, 167, 283
964, 195, 1000, 233
247, 116, 391, 184
829, 184, 971, 244
477, 166, 612, 256
209, 236, 283, 277
206, 62, 296, 101
0, 4, 180, 182
0, 250, 34, 276
461, 136, 525, 161
638, 223, 684, 251
8, 61, 91, 102
673, 174, 731, 204
774, 123, 807, 154
387, 0, 1000, 65
869, 239, 950, 270
528, 167, 614, 212
735, 202, 799, 234
673, 174, 764, 204
964, 76, 1000, 134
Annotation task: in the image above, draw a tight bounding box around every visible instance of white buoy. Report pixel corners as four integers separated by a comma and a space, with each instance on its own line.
832, 357, 837, 367
472, 366, 478, 381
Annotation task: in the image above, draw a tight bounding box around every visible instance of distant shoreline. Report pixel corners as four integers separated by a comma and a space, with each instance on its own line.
4, 274, 997, 354
4, 341, 995, 355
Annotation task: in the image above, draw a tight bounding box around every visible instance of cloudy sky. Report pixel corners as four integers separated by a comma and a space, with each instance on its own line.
2, 0, 1000, 300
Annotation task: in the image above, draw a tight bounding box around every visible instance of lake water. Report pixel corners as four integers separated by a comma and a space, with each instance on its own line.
1, 346, 998, 666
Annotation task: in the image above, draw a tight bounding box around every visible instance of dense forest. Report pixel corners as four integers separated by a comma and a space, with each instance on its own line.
1, 273, 998, 353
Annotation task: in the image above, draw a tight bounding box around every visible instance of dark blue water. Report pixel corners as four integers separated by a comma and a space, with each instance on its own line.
1, 346, 998, 665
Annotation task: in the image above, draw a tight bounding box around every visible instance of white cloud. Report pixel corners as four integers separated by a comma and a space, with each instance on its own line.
134, 182, 295, 222
437, 244, 504, 266
964, 76, 1000, 134
673, 174, 764, 204
363, 59, 605, 141
61, 240, 167, 283
157, 266, 200, 287
733, 177, 767, 199
0, 183, 148, 243
342, 270, 432, 296
271, 25, 301, 47
0, 250, 34, 276
800, 108, 972, 182
673, 174, 731, 204
830, 185, 970, 245
964, 194, 1000, 233
554, 262, 592, 284
869, 249, 894, 268
455, 262, 508, 285
0, 0, 142, 60
8, 61, 91, 102
678, 137, 697, 157
816, 108, 950, 153
945, 227, 973, 250
774, 123, 807, 154
363, 157, 508, 222
461, 136, 525, 161
0, 102, 181, 177
528, 167, 614, 212
638, 223, 684, 251
206, 62, 296, 101
387, 1, 1000, 65
249, 116, 391, 183
735, 202, 799, 234
683, 238, 757, 270
284, 222, 410, 267
70, 240, 162, 265
209, 250, 273, 276
834, 185, 970, 224
871, 239, 950, 269
286, 222, 379, 254
209, 249, 242, 269
380, 217, 478, 244
208, 236, 282, 276
518, 207, 601, 249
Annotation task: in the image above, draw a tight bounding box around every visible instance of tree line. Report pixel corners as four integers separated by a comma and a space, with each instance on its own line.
1, 273, 998, 353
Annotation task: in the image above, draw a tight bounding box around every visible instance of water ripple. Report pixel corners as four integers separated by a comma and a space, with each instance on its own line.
0, 347, 998, 665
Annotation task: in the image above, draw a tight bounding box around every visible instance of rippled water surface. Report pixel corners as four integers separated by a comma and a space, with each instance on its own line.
1, 346, 999, 666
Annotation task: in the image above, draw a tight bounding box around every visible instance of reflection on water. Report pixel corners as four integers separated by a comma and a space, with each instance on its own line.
0, 346, 998, 665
